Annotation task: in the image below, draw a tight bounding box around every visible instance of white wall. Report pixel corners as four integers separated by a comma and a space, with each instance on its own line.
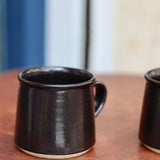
45, 0, 114, 73
112, 0, 160, 74
45, 0, 86, 68
45, 0, 160, 74
89, 0, 115, 74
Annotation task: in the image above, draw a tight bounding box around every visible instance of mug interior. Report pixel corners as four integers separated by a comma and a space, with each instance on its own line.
19, 67, 94, 86
145, 68, 160, 84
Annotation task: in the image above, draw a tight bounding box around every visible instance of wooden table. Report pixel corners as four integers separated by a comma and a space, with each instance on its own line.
1, 71, 160, 160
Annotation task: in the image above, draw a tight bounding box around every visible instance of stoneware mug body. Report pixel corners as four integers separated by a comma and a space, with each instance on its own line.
139, 68, 160, 154
15, 66, 107, 159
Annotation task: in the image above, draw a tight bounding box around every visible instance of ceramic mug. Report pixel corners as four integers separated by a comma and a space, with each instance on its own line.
139, 68, 160, 154
15, 66, 107, 159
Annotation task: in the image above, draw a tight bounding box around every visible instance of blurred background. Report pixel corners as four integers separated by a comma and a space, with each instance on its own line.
0, 0, 160, 74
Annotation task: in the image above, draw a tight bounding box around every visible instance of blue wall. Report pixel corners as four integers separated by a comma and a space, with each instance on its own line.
6, 0, 45, 70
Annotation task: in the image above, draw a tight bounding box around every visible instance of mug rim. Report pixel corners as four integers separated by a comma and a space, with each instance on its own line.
145, 67, 160, 85
18, 66, 95, 88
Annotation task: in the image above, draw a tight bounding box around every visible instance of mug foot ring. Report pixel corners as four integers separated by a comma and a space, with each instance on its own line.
17, 146, 92, 159
142, 143, 160, 154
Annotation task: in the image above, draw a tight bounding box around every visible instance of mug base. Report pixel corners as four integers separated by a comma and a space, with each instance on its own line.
142, 143, 160, 154
17, 146, 92, 159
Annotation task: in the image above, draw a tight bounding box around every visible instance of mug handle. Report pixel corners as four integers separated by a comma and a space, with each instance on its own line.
94, 81, 107, 116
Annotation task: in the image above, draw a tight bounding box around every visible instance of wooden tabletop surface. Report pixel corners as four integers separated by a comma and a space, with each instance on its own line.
0, 71, 160, 160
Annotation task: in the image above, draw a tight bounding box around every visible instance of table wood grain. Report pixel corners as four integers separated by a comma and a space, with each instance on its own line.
0, 71, 160, 160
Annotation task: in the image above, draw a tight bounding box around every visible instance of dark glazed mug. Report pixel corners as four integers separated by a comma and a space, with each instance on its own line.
139, 68, 160, 154
15, 66, 107, 159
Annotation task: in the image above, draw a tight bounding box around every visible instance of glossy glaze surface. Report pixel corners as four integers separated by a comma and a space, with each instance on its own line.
15, 67, 107, 156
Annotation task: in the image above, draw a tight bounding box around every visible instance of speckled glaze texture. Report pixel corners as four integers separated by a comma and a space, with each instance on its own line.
15, 66, 107, 156
139, 68, 160, 151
